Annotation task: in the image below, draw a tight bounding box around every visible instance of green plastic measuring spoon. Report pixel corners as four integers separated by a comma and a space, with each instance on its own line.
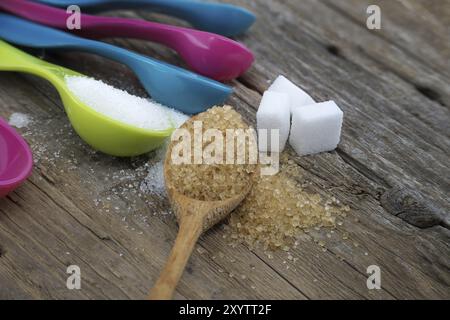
0, 40, 173, 157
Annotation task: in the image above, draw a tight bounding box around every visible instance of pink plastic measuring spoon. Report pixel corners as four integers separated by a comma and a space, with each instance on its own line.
0, 0, 254, 81
0, 117, 33, 198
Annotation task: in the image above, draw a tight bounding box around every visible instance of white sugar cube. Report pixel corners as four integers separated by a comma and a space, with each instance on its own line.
289, 101, 343, 156
257, 91, 291, 152
268, 75, 315, 112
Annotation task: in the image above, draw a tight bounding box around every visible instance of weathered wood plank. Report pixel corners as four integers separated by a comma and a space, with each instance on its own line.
327, 0, 450, 76
285, 0, 450, 132
315, 0, 450, 109
0, 0, 449, 299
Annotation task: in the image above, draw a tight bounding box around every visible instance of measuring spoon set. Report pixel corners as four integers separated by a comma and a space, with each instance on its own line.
0, 0, 255, 196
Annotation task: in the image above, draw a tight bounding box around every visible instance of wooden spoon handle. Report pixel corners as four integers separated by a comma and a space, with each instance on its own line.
148, 214, 203, 300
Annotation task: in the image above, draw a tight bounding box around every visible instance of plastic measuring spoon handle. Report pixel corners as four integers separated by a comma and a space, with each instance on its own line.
0, 0, 202, 47
35, 0, 256, 36
0, 39, 83, 116
0, 0, 176, 51
0, 0, 177, 46
0, 13, 192, 78
0, 38, 50, 72
0, 13, 89, 49
0, 39, 80, 81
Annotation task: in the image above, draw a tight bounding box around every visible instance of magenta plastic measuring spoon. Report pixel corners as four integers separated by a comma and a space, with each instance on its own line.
0, 117, 33, 198
0, 0, 254, 81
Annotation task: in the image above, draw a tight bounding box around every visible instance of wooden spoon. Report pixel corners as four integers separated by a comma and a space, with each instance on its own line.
148, 145, 255, 300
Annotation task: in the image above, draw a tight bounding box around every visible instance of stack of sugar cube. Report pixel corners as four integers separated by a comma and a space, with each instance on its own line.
256, 75, 343, 156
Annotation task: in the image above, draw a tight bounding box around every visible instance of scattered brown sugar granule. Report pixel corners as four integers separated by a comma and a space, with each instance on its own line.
167, 106, 258, 201
227, 153, 350, 251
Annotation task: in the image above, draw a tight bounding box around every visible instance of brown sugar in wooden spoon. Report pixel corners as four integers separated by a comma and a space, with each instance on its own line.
148, 106, 257, 300
148, 153, 254, 300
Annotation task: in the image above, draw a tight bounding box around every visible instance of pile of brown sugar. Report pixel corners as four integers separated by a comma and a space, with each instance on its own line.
167, 105, 258, 201
227, 153, 350, 251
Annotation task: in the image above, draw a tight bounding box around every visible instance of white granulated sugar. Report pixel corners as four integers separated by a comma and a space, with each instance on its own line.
65, 76, 177, 131
8, 112, 32, 128
140, 161, 165, 195
257, 91, 291, 152
168, 109, 190, 128
140, 141, 168, 196
268, 75, 315, 112
289, 100, 343, 156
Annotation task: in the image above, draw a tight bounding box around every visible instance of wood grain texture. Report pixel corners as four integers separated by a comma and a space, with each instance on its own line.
0, 0, 449, 299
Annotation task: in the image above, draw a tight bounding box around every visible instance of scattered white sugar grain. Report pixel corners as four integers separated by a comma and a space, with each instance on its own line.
154, 139, 169, 161
65, 76, 172, 130
268, 75, 315, 112
289, 100, 343, 156
168, 108, 190, 128
257, 91, 291, 152
140, 161, 165, 195
8, 112, 32, 128
139, 139, 170, 195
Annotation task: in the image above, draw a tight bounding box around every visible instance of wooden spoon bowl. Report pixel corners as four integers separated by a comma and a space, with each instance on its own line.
148, 142, 255, 300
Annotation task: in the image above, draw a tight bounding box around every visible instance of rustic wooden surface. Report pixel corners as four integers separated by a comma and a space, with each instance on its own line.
0, 0, 449, 299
